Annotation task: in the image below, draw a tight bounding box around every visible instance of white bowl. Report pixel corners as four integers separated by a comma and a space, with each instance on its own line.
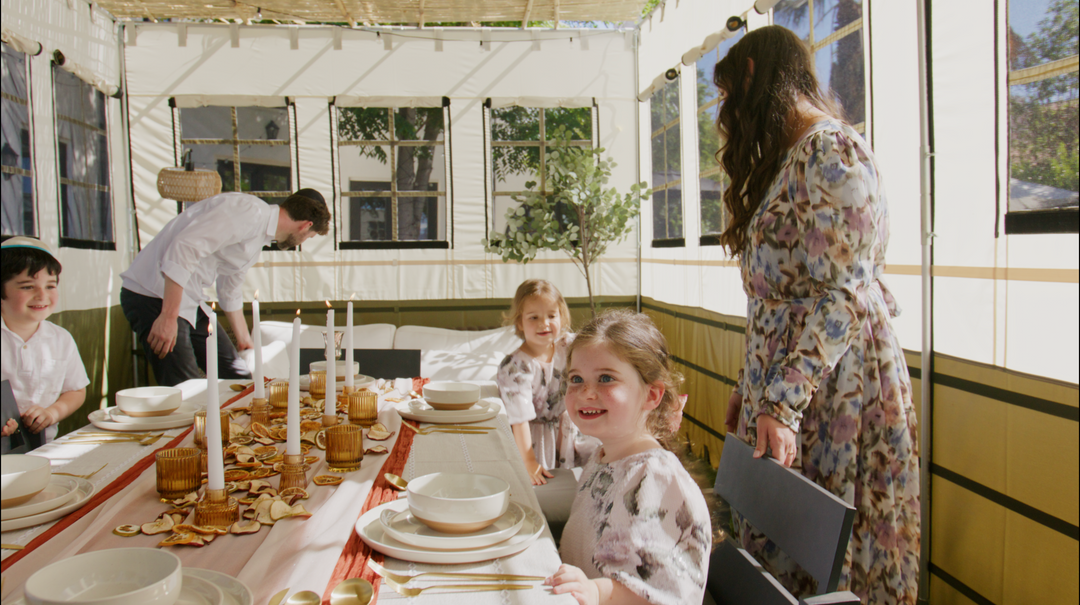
115, 387, 183, 417
308, 360, 360, 380
1, 454, 52, 509
24, 548, 182, 605
407, 473, 510, 534
422, 382, 482, 411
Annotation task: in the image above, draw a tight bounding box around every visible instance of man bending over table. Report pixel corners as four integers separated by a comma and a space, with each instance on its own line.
120, 189, 330, 386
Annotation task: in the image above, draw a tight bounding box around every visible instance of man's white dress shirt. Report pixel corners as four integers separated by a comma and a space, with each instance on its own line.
120, 193, 277, 327
1, 317, 91, 442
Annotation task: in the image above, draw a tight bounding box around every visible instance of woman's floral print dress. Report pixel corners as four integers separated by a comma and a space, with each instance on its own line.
735, 119, 921, 605
560, 448, 711, 605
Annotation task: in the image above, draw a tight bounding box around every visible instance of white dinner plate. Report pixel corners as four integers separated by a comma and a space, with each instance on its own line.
89, 407, 195, 431
297, 374, 375, 392
355, 499, 543, 564
185, 569, 254, 605
109, 401, 198, 425
0, 475, 80, 521
395, 398, 501, 425
379, 501, 526, 551
0, 476, 94, 532
179, 573, 224, 605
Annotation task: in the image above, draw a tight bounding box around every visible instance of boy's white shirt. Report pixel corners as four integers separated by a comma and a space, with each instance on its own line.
1, 316, 90, 442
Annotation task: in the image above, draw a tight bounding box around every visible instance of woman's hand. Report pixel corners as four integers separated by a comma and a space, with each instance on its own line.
725, 391, 743, 433
21, 405, 58, 435
754, 414, 798, 467
546, 565, 601, 605
1, 418, 18, 437
528, 462, 554, 486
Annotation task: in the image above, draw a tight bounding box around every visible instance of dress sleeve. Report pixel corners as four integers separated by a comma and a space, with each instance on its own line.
760, 130, 881, 429
496, 353, 537, 426
593, 457, 710, 605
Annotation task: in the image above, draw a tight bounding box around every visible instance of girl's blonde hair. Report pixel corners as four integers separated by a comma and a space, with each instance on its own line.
567, 309, 684, 446
503, 279, 572, 340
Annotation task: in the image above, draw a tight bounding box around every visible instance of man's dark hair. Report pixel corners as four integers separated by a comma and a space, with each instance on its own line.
1, 248, 62, 299
281, 188, 331, 235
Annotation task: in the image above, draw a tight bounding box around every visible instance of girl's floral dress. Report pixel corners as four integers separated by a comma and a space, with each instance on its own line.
496, 334, 596, 469
560, 448, 711, 605
735, 119, 921, 605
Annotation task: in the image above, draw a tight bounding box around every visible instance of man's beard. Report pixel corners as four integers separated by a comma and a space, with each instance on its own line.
275, 233, 299, 250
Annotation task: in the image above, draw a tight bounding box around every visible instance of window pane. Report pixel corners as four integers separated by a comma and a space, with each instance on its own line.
394, 108, 444, 143
348, 181, 392, 242
650, 87, 667, 132
665, 127, 681, 176
491, 107, 539, 142
237, 106, 289, 141
814, 0, 862, 45
180, 106, 232, 137
818, 30, 866, 125
774, 0, 812, 42
651, 80, 682, 242
1008, 0, 1079, 70
545, 107, 592, 140
493, 145, 540, 191
2, 43, 33, 236
54, 66, 111, 243
650, 135, 667, 187
1009, 74, 1080, 211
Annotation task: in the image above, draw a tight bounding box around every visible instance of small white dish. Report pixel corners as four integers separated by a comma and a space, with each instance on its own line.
1, 454, 52, 508
115, 386, 183, 417
89, 408, 194, 432
177, 574, 224, 605
356, 499, 544, 564
396, 398, 500, 425
0, 477, 94, 532
1, 475, 80, 521
380, 501, 526, 550
422, 382, 482, 410
109, 401, 197, 425
407, 473, 510, 534
24, 548, 182, 605
184, 569, 253, 605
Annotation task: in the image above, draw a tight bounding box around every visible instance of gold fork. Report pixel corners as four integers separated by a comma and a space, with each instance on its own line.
64, 433, 165, 446
382, 577, 530, 597
402, 422, 493, 435
54, 462, 108, 479
367, 560, 544, 584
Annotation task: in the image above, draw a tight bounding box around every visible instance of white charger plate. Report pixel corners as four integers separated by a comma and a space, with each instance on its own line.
0, 475, 80, 521
109, 401, 198, 425
89, 407, 195, 431
379, 501, 526, 551
297, 374, 375, 392
355, 499, 543, 564
185, 569, 254, 605
179, 574, 224, 605
0, 476, 94, 532
395, 398, 500, 425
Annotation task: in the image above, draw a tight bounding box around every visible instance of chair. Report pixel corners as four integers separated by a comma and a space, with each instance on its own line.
299, 349, 421, 380
707, 436, 860, 605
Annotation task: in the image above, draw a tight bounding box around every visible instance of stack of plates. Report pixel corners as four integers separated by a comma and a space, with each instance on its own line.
355, 499, 544, 564
88, 401, 198, 432
0, 476, 95, 532
8, 562, 252, 605
395, 397, 500, 424
297, 373, 375, 392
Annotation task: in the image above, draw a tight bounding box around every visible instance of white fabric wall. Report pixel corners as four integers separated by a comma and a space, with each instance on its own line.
124, 24, 639, 308
1, 0, 134, 314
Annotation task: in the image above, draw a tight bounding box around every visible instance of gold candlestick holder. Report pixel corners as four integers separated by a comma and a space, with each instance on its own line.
342, 385, 358, 395
193, 488, 239, 527
325, 424, 364, 472
278, 453, 310, 491
347, 391, 379, 428
268, 382, 289, 410
250, 397, 270, 426
309, 370, 327, 399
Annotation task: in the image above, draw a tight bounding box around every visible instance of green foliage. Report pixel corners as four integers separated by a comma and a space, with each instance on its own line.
1012, 142, 1080, 192
484, 127, 649, 315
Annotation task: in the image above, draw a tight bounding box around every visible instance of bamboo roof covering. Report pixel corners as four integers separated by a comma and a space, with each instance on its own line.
95, 0, 649, 27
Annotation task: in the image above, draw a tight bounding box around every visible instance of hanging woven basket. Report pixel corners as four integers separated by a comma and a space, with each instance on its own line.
156, 167, 222, 203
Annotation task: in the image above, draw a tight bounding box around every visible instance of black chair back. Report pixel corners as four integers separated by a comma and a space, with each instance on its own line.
300, 349, 421, 380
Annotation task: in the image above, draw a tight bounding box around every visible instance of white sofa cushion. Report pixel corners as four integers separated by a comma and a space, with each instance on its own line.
241, 321, 397, 379
421, 349, 507, 383
393, 325, 521, 356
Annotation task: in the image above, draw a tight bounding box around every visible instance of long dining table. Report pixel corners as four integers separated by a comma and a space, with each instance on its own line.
1, 378, 575, 605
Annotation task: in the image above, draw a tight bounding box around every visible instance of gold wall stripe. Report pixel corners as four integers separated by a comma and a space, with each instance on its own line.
253, 257, 639, 268
639, 259, 1078, 283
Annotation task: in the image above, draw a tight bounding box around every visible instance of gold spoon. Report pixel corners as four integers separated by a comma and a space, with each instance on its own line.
284, 591, 321, 605
383, 473, 408, 491
330, 578, 374, 605
267, 588, 289, 605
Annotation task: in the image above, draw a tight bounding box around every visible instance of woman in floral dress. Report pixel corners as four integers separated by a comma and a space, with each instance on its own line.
713, 26, 920, 604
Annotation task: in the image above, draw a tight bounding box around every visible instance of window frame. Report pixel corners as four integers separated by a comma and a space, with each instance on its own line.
333, 101, 451, 250
1, 41, 36, 239
484, 102, 597, 237
650, 78, 685, 247
52, 62, 114, 250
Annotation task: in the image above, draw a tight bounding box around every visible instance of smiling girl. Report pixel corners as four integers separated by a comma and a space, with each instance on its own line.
548, 309, 710, 605
496, 279, 597, 486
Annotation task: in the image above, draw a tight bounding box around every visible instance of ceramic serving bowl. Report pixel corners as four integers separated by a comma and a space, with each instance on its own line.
407, 472, 510, 534
308, 360, 360, 380
115, 386, 183, 417
1, 454, 51, 509
24, 548, 183, 605
422, 381, 482, 411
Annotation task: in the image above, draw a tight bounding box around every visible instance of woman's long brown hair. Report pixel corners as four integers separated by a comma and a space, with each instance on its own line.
713, 25, 842, 256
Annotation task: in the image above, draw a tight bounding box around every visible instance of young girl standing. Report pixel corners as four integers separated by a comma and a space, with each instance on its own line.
548, 309, 711, 605
497, 279, 595, 486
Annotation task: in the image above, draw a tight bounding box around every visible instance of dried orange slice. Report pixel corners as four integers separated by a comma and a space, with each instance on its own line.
159, 532, 202, 547
279, 486, 309, 500
250, 467, 274, 479
313, 475, 342, 486
253, 445, 277, 456
223, 469, 250, 482
254, 437, 276, 446
364, 445, 389, 455
269, 411, 287, 420
113, 524, 140, 537
303, 455, 319, 465
230, 434, 254, 445
314, 431, 328, 450
300, 420, 322, 433
250, 422, 271, 439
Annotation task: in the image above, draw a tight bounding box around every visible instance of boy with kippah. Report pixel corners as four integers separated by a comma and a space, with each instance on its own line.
1, 237, 89, 442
